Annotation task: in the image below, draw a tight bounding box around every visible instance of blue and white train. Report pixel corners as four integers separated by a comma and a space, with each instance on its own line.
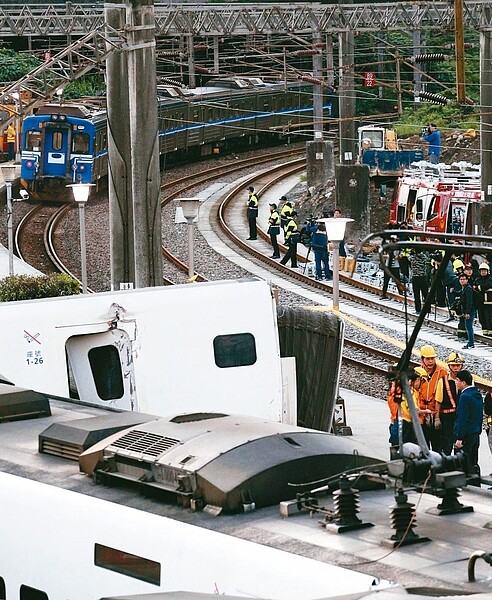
20, 79, 335, 201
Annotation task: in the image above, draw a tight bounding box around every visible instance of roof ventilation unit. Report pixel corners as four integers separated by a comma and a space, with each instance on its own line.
80, 413, 384, 513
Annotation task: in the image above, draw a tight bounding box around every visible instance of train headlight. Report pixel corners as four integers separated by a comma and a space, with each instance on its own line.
51, 114, 58, 121
26, 160, 34, 168
59, 115, 66, 122
79, 165, 86, 171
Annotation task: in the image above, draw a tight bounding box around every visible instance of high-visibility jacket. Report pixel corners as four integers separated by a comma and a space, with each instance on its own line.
246, 193, 258, 217
268, 209, 280, 227
6, 124, 15, 143
435, 374, 458, 414
401, 390, 421, 423
418, 366, 447, 416
280, 203, 293, 226
284, 218, 298, 242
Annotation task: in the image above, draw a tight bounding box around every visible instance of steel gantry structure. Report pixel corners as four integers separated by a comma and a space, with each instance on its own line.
0, 2, 491, 37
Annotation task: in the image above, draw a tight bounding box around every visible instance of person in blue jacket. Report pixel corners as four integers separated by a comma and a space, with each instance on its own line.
454, 369, 483, 475
306, 221, 332, 280
422, 123, 441, 164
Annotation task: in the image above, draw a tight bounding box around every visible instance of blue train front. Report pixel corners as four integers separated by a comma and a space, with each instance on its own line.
20, 103, 107, 202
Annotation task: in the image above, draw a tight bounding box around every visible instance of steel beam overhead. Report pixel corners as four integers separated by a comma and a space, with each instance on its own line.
0, 2, 491, 37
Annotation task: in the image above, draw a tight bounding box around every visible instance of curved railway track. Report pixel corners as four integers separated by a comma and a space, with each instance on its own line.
213, 161, 492, 351
14, 146, 492, 391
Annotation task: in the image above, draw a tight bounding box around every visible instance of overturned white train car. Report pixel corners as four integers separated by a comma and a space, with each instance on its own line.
0, 279, 298, 423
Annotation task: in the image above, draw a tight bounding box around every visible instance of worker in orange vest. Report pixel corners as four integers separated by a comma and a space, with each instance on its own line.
418, 344, 447, 451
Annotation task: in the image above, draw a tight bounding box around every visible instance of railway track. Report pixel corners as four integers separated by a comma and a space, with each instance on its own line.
212, 161, 492, 352
14, 147, 492, 391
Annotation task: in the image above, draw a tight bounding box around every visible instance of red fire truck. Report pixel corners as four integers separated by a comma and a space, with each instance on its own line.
389, 162, 483, 235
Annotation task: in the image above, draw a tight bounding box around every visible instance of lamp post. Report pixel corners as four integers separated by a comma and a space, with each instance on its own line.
179, 197, 202, 281
321, 217, 354, 311
1, 164, 18, 276
67, 184, 94, 293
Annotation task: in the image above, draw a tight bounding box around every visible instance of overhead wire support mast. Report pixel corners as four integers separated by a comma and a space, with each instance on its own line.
454, 0, 466, 104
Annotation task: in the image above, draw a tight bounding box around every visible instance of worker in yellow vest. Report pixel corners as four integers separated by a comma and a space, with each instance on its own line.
6, 123, 15, 161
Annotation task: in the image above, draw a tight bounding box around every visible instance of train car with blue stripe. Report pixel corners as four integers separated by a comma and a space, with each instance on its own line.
21, 79, 335, 201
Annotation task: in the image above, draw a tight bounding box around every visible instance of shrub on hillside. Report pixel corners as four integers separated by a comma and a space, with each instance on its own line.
0, 273, 80, 301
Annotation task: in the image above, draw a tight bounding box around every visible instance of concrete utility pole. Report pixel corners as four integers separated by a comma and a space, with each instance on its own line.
105, 0, 162, 290
312, 31, 323, 140
412, 29, 424, 103
338, 21, 356, 163
187, 34, 196, 89
306, 29, 334, 190
481, 12, 492, 203
454, 0, 466, 104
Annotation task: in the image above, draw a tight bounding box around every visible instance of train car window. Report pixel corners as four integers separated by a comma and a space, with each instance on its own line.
94, 543, 161, 586
213, 333, 257, 368
88, 345, 124, 400
52, 131, 63, 151
72, 133, 90, 154
19, 585, 48, 600
0, 576, 5, 600
26, 131, 41, 151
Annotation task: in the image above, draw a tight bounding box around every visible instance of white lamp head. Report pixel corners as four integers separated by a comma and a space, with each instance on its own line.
179, 197, 204, 220
319, 217, 354, 242
67, 183, 94, 203
1, 165, 18, 183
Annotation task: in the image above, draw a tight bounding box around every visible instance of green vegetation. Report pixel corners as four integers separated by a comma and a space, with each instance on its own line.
0, 273, 80, 302
0, 49, 39, 82
62, 75, 106, 100
0, 49, 105, 99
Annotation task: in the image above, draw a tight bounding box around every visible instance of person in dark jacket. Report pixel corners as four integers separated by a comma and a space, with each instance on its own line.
306, 221, 332, 280
280, 197, 293, 239
484, 391, 492, 461
280, 211, 299, 268
381, 234, 400, 299
454, 369, 483, 474
456, 273, 476, 348
475, 263, 492, 336
444, 257, 463, 322
409, 249, 430, 315
267, 203, 281, 258
246, 185, 259, 240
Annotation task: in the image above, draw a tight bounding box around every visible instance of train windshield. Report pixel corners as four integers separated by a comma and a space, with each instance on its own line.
25, 130, 41, 151
359, 129, 384, 149
72, 132, 90, 154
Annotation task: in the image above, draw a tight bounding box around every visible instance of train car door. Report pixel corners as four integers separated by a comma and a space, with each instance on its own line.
42, 122, 70, 177
65, 329, 137, 411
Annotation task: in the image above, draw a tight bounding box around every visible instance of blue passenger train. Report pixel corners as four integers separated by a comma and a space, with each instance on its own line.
20, 78, 335, 201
